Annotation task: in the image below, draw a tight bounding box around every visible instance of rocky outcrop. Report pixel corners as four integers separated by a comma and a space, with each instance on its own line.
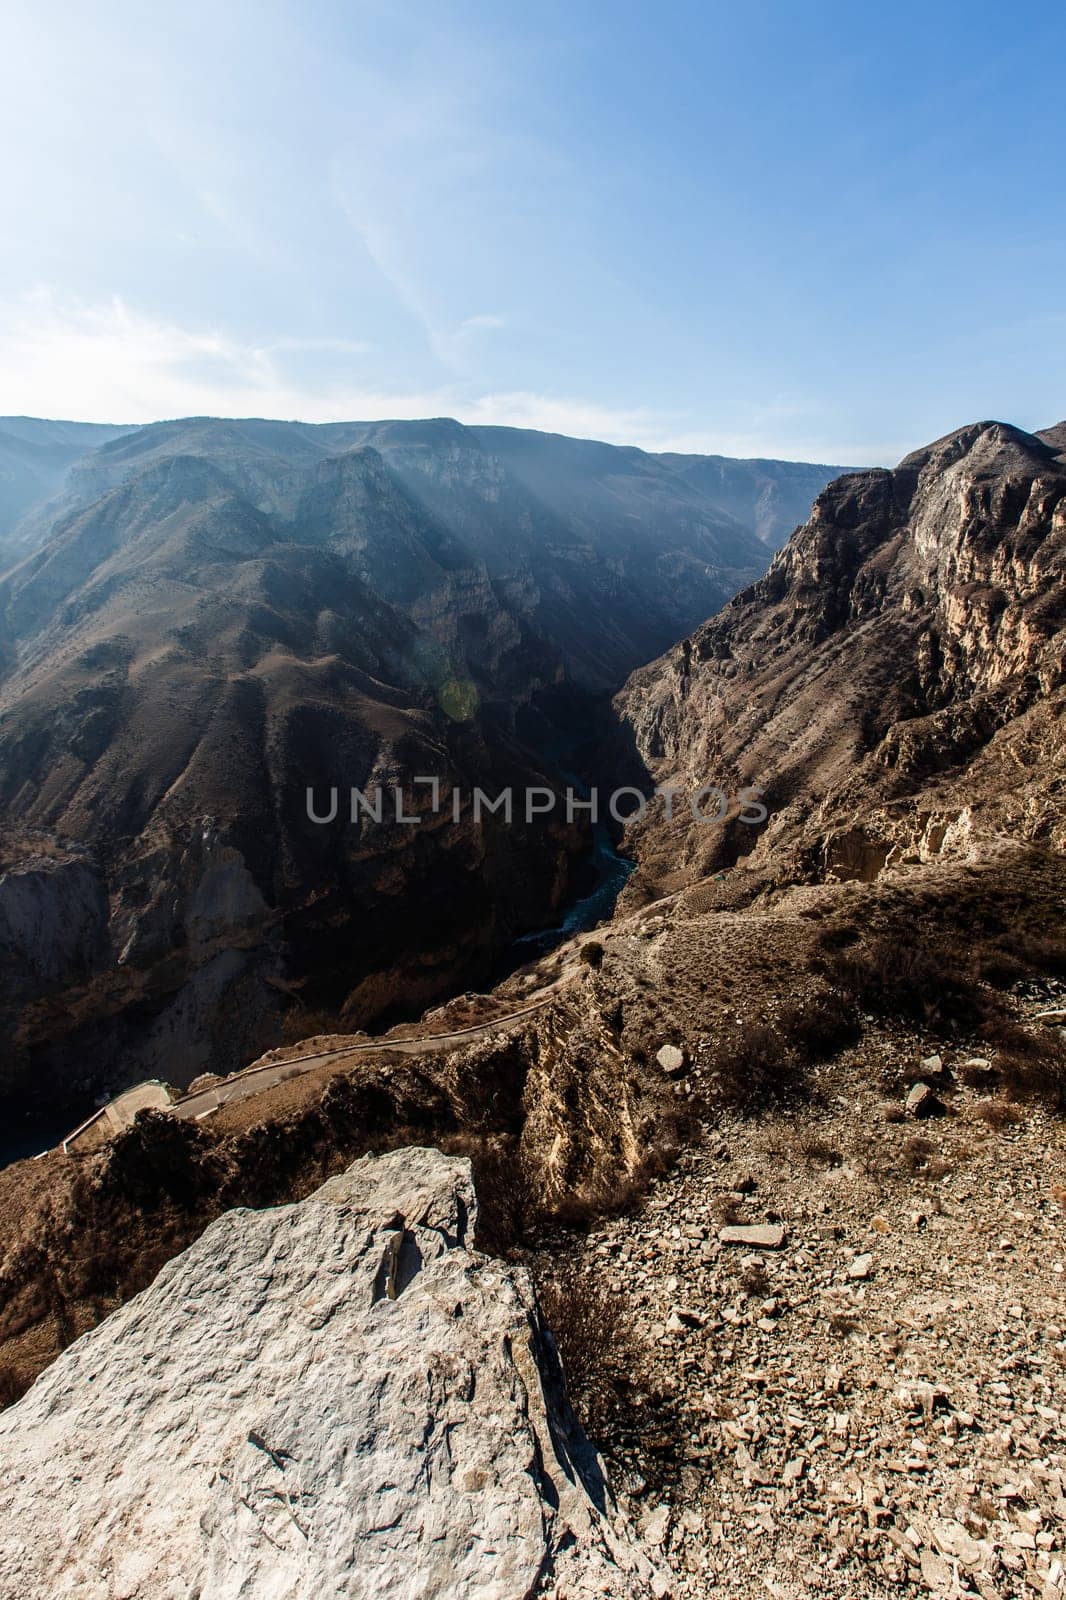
615, 420, 1066, 895
0, 853, 109, 989
0, 1147, 657, 1599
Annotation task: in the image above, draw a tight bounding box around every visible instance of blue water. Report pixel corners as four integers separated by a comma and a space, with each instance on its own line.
511, 817, 636, 962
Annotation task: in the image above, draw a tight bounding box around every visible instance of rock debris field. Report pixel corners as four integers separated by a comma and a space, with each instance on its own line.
541, 1025, 1066, 1600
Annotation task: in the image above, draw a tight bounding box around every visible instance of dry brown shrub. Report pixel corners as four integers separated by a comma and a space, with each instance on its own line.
707, 1022, 810, 1110
775, 992, 860, 1060
979, 1021, 1066, 1112
899, 1135, 939, 1175
822, 930, 992, 1027
534, 1259, 647, 1442
973, 1098, 1023, 1130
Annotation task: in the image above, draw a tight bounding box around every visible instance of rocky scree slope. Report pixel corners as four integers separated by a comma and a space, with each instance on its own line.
614, 420, 1066, 897
0, 1145, 657, 1600
542, 1007, 1066, 1600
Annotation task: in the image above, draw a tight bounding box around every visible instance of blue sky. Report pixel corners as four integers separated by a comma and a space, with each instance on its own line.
1, 0, 1063, 463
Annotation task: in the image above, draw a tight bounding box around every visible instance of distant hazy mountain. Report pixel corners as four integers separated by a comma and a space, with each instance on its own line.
0, 414, 848, 555
656, 448, 858, 548
5, 415, 775, 689
0, 417, 131, 544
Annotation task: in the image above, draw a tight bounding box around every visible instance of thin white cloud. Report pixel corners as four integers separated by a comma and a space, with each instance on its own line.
0, 291, 396, 424
0, 292, 650, 440
454, 315, 506, 335
0, 291, 895, 463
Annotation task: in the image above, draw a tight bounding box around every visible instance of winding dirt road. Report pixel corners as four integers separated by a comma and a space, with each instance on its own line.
169, 974, 574, 1124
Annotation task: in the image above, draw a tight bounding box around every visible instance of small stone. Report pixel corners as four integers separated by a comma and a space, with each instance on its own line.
848, 1252, 874, 1280
643, 1505, 671, 1546
871, 1215, 891, 1234
719, 1224, 786, 1250
920, 1548, 952, 1590
656, 1044, 688, 1078
906, 1082, 943, 1118
932, 1519, 985, 1567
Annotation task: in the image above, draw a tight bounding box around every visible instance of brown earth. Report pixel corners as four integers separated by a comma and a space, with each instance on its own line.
1, 417, 1065, 1600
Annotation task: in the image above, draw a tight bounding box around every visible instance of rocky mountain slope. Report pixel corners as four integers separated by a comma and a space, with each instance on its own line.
0, 415, 849, 1135
0, 419, 1064, 1598
0, 449, 582, 1129
11, 414, 771, 690
0, 1146, 656, 1599
615, 419, 1066, 899
543, 989, 1066, 1600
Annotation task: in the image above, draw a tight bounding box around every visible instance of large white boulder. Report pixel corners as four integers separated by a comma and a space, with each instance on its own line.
0, 1147, 656, 1599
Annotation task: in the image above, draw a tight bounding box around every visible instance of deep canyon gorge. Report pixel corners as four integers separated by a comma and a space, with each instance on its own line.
0, 413, 1063, 1600
0, 414, 850, 1148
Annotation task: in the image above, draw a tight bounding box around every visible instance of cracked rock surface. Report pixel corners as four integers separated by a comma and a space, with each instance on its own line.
0, 1147, 654, 1599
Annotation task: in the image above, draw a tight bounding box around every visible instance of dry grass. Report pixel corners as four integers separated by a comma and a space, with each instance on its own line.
821, 929, 992, 1027
706, 1023, 809, 1110
975, 932, 1066, 986
703, 984, 862, 1113
279, 1006, 343, 1046
0, 1362, 29, 1411
534, 1258, 647, 1442
775, 992, 861, 1059
979, 1021, 1066, 1111
958, 1059, 998, 1090
899, 1135, 950, 1178
973, 1098, 1024, 1130
793, 1133, 844, 1169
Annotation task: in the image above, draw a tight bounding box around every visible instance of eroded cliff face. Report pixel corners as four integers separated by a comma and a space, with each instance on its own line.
614, 420, 1066, 896
0, 1147, 657, 1600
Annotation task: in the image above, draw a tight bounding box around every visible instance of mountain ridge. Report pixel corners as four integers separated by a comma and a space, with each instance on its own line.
0, 413, 853, 561
613, 415, 1066, 897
